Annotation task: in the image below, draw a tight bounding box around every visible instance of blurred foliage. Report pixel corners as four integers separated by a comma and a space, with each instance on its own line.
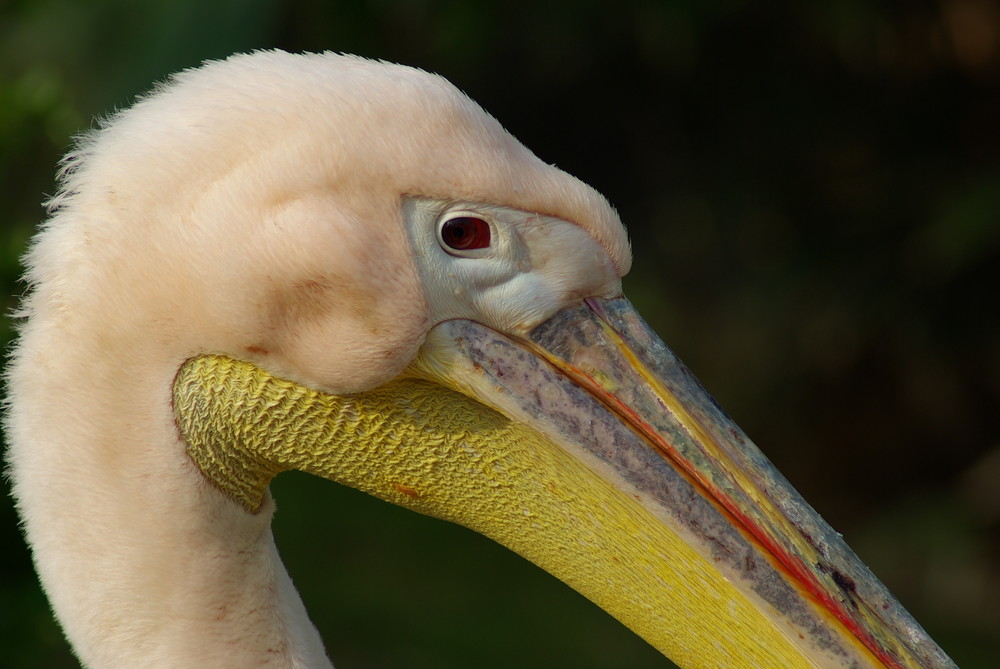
2, 0, 998, 667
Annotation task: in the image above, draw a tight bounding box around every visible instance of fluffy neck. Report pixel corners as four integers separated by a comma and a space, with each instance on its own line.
6, 307, 331, 668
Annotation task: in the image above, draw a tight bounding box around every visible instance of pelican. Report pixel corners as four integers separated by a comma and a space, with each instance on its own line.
5, 51, 955, 668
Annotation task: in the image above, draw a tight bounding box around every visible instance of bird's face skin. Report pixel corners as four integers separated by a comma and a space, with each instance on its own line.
405, 197, 622, 333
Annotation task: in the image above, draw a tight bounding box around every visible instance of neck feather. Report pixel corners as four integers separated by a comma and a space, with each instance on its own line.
6, 323, 331, 667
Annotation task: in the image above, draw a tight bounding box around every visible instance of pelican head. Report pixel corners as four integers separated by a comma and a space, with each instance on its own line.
5, 51, 955, 668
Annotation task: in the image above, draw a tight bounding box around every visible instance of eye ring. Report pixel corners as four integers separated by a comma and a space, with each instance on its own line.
438, 213, 492, 254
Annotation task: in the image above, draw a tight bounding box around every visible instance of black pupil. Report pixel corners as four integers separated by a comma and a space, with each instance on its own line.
441, 216, 490, 250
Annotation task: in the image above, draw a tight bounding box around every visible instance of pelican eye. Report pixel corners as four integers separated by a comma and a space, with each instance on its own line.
438, 214, 491, 253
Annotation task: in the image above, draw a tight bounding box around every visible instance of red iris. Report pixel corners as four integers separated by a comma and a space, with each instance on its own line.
440, 216, 491, 251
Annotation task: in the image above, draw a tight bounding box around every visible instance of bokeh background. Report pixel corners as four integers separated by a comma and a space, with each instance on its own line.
2, 1, 998, 667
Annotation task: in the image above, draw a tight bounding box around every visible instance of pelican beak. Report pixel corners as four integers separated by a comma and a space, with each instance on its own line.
173, 295, 954, 669
415, 296, 953, 669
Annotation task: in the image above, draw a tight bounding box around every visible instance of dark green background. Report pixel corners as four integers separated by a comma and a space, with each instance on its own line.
2, 1, 998, 667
